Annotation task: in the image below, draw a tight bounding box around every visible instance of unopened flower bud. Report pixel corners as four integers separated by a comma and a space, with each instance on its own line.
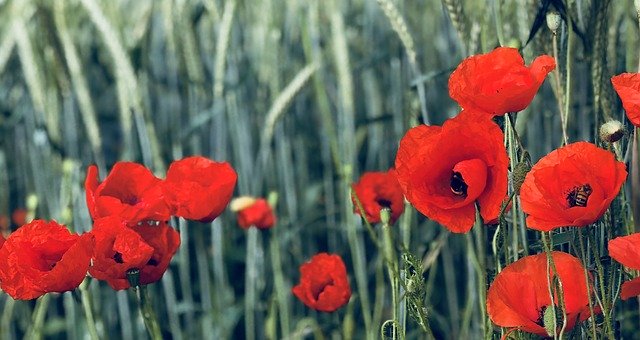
599, 120, 625, 143
546, 11, 562, 34
513, 161, 532, 194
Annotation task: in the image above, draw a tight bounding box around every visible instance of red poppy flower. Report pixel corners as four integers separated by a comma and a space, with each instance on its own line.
351, 170, 405, 224
448, 47, 555, 116
608, 233, 640, 299
164, 156, 237, 223
0, 220, 93, 300
88, 216, 155, 290
231, 197, 276, 229
85, 162, 170, 225
394, 111, 508, 233
292, 253, 351, 312
11, 208, 27, 226
487, 252, 596, 337
520, 142, 627, 231
611, 73, 640, 126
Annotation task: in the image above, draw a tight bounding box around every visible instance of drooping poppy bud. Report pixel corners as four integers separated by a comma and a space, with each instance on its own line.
292, 253, 351, 312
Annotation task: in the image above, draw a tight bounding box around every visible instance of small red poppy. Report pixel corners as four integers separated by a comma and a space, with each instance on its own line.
608, 233, 640, 299
164, 156, 237, 223
11, 208, 27, 226
448, 47, 555, 116
85, 162, 170, 225
292, 253, 351, 312
0, 220, 93, 300
232, 197, 276, 229
520, 142, 627, 231
88, 216, 155, 290
351, 170, 405, 224
394, 110, 508, 233
611, 73, 640, 126
487, 251, 595, 337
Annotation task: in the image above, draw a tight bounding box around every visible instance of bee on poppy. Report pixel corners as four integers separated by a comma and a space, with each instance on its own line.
450, 172, 468, 197
566, 184, 592, 208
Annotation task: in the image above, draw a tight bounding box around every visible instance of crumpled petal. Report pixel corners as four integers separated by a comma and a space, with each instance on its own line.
236, 199, 276, 229
448, 47, 555, 116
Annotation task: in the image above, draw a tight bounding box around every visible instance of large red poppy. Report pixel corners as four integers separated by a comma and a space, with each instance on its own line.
351, 170, 405, 224
164, 156, 237, 223
232, 197, 276, 229
0, 220, 93, 300
611, 73, 640, 126
292, 253, 351, 312
88, 216, 155, 290
487, 252, 595, 337
394, 110, 508, 233
85, 162, 170, 225
448, 47, 555, 116
520, 142, 627, 231
608, 233, 640, 299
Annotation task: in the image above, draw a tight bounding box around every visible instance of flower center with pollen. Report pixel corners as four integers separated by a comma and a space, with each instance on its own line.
450, 172, 468, 197
566, 184, 592, 207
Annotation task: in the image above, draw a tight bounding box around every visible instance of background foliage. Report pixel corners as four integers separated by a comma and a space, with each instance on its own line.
0, 0, 638, 338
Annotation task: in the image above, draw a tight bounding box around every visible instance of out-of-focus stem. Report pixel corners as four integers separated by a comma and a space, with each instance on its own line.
245, 227, 259, 340
26, 293, 51, 340
577, 230, 598, 339
79, 279, 100, 340
381, 208, 399, 339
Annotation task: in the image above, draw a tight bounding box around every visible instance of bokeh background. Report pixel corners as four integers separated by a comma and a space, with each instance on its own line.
0, 0, 638, 338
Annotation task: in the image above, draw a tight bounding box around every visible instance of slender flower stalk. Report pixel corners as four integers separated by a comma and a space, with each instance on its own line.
127, 270, 163, 340
79, 278, 100, 340
380, 208, 400, 339
26, 294, 50, 340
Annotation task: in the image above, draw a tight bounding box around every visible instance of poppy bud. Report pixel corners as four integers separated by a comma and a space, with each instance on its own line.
379, 207, 392, 226
635, 0, 640, 17
599, 120, 625, 143
546, 11, 562, 34
513, 161, 531, 193
543, 305, 564, 337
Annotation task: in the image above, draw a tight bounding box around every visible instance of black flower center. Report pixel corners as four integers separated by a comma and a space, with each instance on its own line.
376, 198, 392, 208
566, 184, 592, 207
113, 252, 124, 264
450, 172, 468, 197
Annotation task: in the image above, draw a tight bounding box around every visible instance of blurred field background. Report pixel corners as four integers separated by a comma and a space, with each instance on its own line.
0, 0, 639, 339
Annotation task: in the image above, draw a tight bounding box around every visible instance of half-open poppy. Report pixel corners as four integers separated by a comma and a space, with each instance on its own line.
520, 142, 627, 231
351, 170, 405, 224
608, 233, 640, 299
394, 111, 508, 233
487, 252, 596, 337
85, 163, 170, 226
88, 216, 155, 290
231, 197, 276, 229
0, 220, 93, 300
292, 253, 351, 312
164, 156, 237, 223
448, 47, 555, 116
611, 73, 640, 126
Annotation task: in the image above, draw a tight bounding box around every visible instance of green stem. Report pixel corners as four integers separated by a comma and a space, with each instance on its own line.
269, 226, 290, 338
79, 279, 100, 340
471, 208, 489, 339
245, 227, 259, 340
137, 285, 163, 340
26, 293, 51, 340
540, 232, 567, 339
381, 209, 399, 339
577, 229, 598, 339
587, 230, 615, 340
551, 32, 568, 145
